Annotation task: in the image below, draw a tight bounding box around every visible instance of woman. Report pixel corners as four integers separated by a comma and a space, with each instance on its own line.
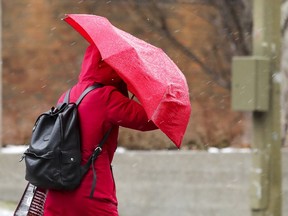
44, 44, 158, 216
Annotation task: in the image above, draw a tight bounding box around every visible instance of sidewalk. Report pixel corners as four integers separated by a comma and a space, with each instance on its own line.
1, 148, 287, 216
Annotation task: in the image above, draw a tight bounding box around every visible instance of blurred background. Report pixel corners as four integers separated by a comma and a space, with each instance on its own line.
2, 0, 255, 150
1, 0, 288, 216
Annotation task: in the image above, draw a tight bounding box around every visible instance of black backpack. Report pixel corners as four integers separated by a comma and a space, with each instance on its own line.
23, 84, 111, 197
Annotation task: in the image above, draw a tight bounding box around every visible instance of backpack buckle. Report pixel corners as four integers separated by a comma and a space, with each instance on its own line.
94, 146, 102, 153
91, 147, 102, 161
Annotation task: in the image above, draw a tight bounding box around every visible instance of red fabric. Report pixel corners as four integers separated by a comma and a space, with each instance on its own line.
44, 45, 157, 216
64, 14, 191, 148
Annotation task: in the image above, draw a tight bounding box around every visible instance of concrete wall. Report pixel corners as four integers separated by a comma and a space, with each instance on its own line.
0, 150, 287, 216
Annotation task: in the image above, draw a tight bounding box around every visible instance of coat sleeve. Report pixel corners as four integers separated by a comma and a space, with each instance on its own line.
105, 88, 158, 131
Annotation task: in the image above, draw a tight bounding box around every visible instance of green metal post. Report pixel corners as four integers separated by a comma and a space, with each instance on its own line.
251, 0, 282, 215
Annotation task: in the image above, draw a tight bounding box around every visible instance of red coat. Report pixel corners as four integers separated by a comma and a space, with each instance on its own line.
44, 45, 157, 216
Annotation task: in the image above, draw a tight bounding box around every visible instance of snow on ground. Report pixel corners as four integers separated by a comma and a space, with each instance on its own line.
0, 145, 28, 154
0, 145, 252, 154
208, 147, 251, 154
116, 146, 126, 154
0, 202, 15, 216
0, 208, 13, 216
0, 145, 126, 154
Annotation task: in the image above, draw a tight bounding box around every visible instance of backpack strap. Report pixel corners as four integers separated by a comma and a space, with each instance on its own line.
87, 127, 113, 198
76, 83, 104, 106
63, 89, 71, 104
65, 83, 111, 198
63, 83, 104, 105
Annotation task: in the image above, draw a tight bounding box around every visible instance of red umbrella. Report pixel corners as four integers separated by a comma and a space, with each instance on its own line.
63, 14, 191, 148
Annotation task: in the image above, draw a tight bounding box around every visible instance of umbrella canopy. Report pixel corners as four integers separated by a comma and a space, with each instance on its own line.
64, 14, 191, 148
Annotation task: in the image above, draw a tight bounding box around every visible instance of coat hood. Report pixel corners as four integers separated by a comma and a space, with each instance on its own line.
79, 44, 123, 87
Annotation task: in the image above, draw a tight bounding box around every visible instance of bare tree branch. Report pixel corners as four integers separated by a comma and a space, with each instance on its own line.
122, 0, 252, 90
132, 0, 232, 89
